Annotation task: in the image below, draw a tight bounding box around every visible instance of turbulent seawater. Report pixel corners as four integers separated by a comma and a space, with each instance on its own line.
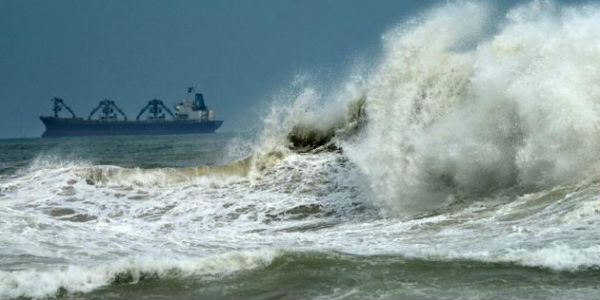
3, 1, 600, 299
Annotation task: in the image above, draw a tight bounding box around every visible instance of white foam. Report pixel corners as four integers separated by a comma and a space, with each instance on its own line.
501, 244, 600, 271
3, 3, 600, 298
0, 249, 280, 299
343, 1, 600, 215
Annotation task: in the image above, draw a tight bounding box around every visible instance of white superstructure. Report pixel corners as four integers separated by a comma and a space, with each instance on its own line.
174, 88, 214, 121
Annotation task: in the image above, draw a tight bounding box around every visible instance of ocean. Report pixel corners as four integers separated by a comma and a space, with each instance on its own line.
2, 134, 597, 300
3, 1, 600, 299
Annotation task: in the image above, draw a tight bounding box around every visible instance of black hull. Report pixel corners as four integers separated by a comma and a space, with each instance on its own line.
40, 117, 223, 137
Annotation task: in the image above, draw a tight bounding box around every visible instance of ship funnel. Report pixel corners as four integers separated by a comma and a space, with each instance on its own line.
195, 93, 207, 111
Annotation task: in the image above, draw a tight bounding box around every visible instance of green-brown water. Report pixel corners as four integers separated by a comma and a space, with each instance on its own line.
0, 135, 598, 299
4, 1, 600, 298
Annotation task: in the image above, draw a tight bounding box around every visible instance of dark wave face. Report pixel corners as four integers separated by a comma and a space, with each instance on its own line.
2, 1, 600, 299
79, 252, 600, 300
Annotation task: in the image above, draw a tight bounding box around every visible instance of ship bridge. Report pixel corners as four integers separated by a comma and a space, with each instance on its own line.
174, 87, 214, 121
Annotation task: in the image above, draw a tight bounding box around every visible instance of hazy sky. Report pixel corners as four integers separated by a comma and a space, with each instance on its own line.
0, 0, 447, 138
4, 0, 575, 138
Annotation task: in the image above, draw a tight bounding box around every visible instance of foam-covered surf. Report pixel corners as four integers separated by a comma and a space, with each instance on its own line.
1, 1, 600, 299
2, 147, 599, 298
0, 250, 279, 299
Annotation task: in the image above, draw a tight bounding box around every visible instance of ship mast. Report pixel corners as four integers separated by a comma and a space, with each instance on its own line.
51, 97, 77, 118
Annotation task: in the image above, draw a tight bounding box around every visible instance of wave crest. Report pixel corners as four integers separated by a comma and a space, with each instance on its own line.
0, 250, 279, 299
332, 1, 600, 215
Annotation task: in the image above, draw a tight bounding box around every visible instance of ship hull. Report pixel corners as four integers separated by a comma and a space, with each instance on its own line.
40, 117, 223, 137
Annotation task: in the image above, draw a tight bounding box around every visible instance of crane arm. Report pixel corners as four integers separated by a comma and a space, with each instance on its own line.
110, 102, 128, 120
157, 101, 174, 118
136, 103, 151, 120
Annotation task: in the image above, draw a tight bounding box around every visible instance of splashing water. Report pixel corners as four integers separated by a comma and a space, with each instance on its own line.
1, 1, 600, 299
338, 1, 600, 215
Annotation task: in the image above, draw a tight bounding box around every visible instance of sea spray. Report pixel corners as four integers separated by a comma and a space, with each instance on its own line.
2, 2, 600, 299
251, 1, 600, 217
341, 1, 600, 215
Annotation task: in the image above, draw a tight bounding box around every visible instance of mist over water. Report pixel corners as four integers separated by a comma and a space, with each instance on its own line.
1, 1, 600, 299
277, 0, 600, 215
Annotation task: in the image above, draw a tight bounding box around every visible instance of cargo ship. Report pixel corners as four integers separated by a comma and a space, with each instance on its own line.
40, 88, 223, 137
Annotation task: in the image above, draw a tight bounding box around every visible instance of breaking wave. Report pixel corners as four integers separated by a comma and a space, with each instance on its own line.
2, 245, 599, 299
257, 1, 600, 216
0, 250, 279, 299
2, 1, 600, 299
